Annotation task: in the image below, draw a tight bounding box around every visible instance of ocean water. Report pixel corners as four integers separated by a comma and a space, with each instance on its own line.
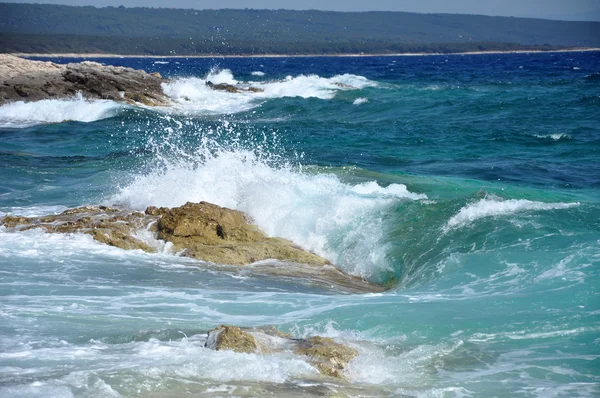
0, 52, 599, 397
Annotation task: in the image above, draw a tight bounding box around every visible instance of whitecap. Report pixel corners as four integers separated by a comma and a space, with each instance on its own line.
444, 197, 579, 231
112, 149, 424, 281
0, 93, 123, 128
160, 68, 377, 115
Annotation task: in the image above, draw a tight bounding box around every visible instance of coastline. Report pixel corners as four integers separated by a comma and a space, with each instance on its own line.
9, 47, 600, 59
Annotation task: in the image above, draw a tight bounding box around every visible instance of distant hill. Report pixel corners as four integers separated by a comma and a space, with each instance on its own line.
1, 3, 599, 55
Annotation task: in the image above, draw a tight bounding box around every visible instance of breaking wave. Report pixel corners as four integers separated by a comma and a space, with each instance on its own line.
0, 93, 123, 128
445, 197, 579, 231
112, 126, 424, 281
161, 67, 377, 115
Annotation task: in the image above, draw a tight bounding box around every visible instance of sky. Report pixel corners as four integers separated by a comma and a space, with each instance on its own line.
3, 0, 600, 21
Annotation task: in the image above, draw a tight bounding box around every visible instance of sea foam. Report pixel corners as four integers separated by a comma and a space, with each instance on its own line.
161, 68, 376, 115
113, 145, 425, 281
445, 197, 579, 231
0, 93, 123, 128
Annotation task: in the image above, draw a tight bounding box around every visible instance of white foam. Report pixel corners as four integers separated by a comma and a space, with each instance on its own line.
353, 97, 369, 105
112, 149, 424, 281
0, 205, 68, 218
0, 93, 123, 128
445, 197, 579, 231
161, 68, 376, 115
534, 133, 570, 140
251, 71, 266, 77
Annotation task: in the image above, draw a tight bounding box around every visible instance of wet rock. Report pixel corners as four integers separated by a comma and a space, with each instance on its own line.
203, 325, 358, 378
294, 336, 358, 378
0, 54, 169, 106
206, 81, 241, 93
205, 325, 258, 354
0, 206, 156, 252
0, 202, 385, 293
153, 201, 329, 267
206, 80, 264, 93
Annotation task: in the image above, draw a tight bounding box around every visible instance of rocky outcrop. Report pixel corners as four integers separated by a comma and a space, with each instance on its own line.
0, 202, 385, 293
0, 205, 155, 252
205, 325, 258, 354
0, 54, 169, 106
204, 325, 358, 378
148, 201, 328, 266
206, 80, 264, 93
294, 336, 358, 378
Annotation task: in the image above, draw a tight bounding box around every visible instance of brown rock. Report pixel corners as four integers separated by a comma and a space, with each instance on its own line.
0, 202, 385, 293
155, 201, 329, 266
294, 336, 358, 378
203, 325, 359, 378
205, 325, 258, 354
206, 81, 240, 93
0, 206, 156, 252
0, 54, 169, 106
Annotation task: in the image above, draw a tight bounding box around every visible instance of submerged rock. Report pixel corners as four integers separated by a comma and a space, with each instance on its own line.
0, 202, 385, 293
203, 325, 358, 378
0, 206, 156, 252
294, 336, 358, 378
0, 54, 169, 106
206, 80, 264, 93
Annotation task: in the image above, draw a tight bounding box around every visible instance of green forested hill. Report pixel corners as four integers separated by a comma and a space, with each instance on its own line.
1, 3, 598, 55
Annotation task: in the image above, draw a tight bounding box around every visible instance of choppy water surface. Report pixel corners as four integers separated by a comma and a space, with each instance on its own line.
1, 52, 599, 397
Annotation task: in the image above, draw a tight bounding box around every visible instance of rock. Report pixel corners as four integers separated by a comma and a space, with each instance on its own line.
294, 336, 358, 378
205, 325, 258, 353
203, 325, 358, 378
0, 206, 156, 252
0, 54, 169, 106
153, 201, 329, 267
206, 81, 240, 93
206, 80, 264, 94
0, 202, 385, 293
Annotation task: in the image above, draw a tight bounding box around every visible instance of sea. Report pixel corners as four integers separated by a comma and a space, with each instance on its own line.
0, 51, 599, 397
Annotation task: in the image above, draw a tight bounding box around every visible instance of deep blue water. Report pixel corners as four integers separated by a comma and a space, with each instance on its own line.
0, 52, 599, 397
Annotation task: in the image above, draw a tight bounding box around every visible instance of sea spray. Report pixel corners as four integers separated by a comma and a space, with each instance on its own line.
0, 92, 124, 128
113, 118, 427, 282
161, 68, 377, 115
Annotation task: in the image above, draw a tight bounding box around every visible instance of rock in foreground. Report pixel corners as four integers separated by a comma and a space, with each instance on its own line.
0, 54, 169, 106
204, 325, 358, 378
0, 202, 385, 293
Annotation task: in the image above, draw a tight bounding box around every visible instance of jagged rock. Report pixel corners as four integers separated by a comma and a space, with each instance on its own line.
151, 201, 329, 267
1, 202, 385, 293
206, 81, 241, 93
0, 54, 169, 106
294, 336, 358, 378
205, 325, 258, 353
0, 206, 156, 252
206, 80, 264, 94
203, 325, 358, 378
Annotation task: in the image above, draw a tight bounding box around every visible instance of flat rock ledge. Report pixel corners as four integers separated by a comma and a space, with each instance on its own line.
205, 325, 359, 378
0, 54, 169, 106
0, 201, 384, 293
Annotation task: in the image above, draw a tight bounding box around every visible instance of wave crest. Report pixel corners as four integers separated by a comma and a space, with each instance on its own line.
161, 68, 376, 115
445, 197, 579, 231
0, 93, 123, 128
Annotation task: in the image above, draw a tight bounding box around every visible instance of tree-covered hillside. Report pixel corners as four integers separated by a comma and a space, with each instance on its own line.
1, 3, 598, 55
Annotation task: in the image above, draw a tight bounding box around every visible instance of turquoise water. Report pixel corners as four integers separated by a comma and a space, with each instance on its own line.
0, 52, 599, 397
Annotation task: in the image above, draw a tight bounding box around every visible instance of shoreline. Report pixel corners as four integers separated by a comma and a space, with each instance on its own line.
9, 47, 600, 59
